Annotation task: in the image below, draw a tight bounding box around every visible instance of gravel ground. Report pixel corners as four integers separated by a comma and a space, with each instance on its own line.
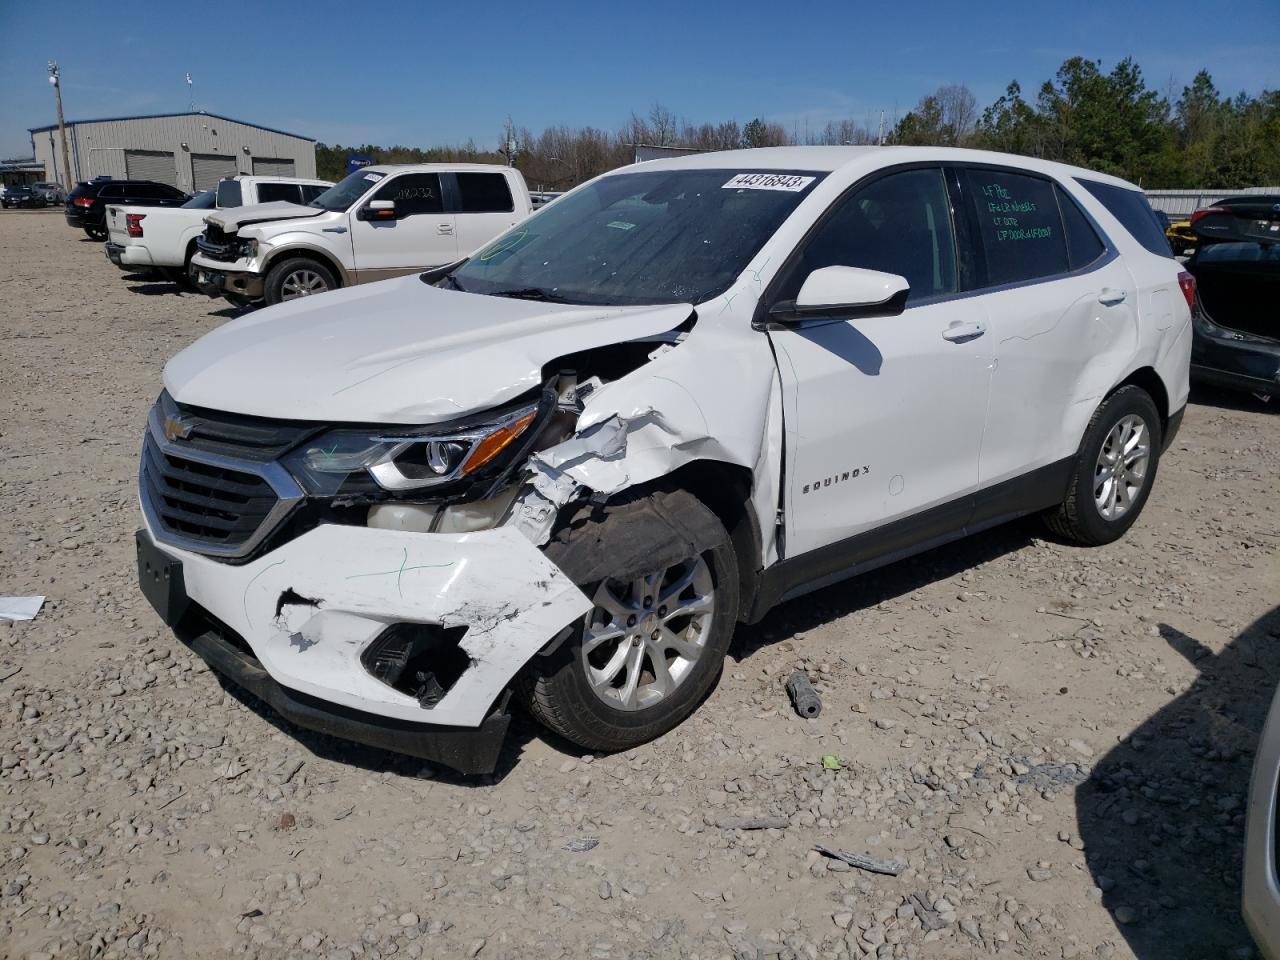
1, 208, 1278, 960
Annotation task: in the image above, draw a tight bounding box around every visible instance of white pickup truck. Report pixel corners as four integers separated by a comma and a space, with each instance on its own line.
190, 164, 533, 306
105, 175, 332, 285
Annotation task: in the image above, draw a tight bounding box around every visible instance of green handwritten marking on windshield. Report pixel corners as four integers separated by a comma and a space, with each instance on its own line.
345, 548, 455, 599
606, 221, 636, 231
318, 444, 338, 460
478, 230, 529, 262
242, 559, 286, 628
749, 256, 771, 284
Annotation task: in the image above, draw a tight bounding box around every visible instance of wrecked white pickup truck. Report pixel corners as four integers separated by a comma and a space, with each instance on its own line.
136, 147, 1191, 773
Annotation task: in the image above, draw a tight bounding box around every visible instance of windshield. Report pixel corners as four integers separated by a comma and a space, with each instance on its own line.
309, 169, 382, 212
452, 169, 824, 306
182, 190, 216, 209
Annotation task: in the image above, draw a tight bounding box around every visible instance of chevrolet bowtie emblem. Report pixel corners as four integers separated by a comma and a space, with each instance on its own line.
163, 415, 193, 442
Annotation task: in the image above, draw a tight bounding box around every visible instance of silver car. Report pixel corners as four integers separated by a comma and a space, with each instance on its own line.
1246, 677, 1280, 958
32, 181, 64, 204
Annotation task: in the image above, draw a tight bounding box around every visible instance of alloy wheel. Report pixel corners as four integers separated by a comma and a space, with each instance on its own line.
580, 557, 715, 711
1094, 414, 1150, 521
280, 269, 327, 299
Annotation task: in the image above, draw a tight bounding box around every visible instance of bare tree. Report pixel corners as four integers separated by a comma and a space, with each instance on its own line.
936, 84, 978, 144
648, 103, 677, 146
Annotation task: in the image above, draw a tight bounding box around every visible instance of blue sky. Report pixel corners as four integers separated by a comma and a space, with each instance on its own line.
2, 0, 1278, 159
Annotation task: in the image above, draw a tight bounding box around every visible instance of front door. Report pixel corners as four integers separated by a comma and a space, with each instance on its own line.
351, 172, 457, 280
766, 167, 993, 557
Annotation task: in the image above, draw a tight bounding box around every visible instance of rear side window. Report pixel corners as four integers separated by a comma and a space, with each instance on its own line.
257, 182, 302, 204
1056, 186, 1106, 270
776, 167, 957, 304
373, 173, 443, 216
216, 180, 242, 208
962, 169, 1069, 286
131, 183, 161, 199
456, 173, 514, 213
1077, 179, 1172, 258
99, 184, 124, 198
158, 183, 186, 200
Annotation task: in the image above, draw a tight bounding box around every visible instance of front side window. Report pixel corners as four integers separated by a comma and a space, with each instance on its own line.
301, 184, 329, 203
373, 173, 443, 216
775, 167, 957, 304
962, 169, 1070, 286
257, 182, 303, 204
182, 190, 216, 209
456, 173, 513, 213
453, 168, 824, 306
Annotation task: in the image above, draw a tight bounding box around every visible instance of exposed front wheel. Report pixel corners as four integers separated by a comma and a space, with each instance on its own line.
519, 490, 739, 752
1045, 385, 1163, 546
263, 257, 336, 306
83, 224, 106, 241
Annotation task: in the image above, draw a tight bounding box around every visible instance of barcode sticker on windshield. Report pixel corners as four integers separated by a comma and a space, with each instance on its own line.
363, 172, 384, 182
722, 173, 815, 192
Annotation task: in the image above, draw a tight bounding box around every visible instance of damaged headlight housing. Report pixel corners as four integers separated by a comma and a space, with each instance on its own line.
283, 404, 539, 497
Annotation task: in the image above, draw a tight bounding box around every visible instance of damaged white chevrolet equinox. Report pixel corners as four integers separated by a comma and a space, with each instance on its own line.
136, 147, 1193, 774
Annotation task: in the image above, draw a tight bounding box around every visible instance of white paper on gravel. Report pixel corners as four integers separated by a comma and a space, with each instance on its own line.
0, 597, 44, 621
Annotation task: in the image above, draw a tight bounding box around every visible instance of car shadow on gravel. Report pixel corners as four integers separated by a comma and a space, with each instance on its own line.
211, 675, 569, 787
733, 515, 1041, 662
1076, 605, 1280, 959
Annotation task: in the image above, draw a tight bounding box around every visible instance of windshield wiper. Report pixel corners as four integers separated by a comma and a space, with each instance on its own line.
490, 287, 569, 303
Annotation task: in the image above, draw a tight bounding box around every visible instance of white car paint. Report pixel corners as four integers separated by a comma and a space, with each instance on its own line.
189, 163, 533, 302
104, 175, 332, 271
141, 145, 1193, 764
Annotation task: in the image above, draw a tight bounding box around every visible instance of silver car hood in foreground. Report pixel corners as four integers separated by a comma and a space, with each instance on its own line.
164, 277, 692, 424
203, 201, 324, 232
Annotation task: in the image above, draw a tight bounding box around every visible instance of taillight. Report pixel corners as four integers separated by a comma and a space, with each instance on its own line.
1177, 271, 1196, 310
1189, 206, 1225, 227
126, 213, 146, 238
73, 196, 94, 208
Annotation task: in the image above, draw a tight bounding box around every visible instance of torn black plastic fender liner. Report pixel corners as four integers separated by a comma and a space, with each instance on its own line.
546, 488, 729, 586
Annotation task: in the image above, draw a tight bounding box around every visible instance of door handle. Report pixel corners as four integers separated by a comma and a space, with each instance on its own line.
437, 223, 453, 235
942, 320, 986, 342
1098, 288, 1127, 305
322, 227, 347, 234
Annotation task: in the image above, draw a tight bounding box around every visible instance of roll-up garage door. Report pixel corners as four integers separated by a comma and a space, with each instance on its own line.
252, 157, 296, 177
192, 153, 239, 191
124, 150, 177, 186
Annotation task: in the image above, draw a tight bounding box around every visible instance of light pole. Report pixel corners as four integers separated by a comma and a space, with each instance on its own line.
47, 61, 72, 186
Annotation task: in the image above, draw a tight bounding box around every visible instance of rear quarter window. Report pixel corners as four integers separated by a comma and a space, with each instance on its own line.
1077, 179, 1172, 258
256, 183, 302, 204
216, 180, 242, 208
962, 169, 1070, 286
1055, 185, 1107, 270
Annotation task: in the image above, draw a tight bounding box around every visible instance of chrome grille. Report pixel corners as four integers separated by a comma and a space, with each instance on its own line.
140, 395, 305, 560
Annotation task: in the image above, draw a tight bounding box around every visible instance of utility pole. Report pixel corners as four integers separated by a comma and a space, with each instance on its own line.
47, 61, 72, 186
186, 72, 194, 112
504, 116, 516, 167
878, 110, 885, 146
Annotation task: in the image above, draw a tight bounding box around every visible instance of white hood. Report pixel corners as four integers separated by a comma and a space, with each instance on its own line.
204, 201, 324, 232
164, 277, 692, 424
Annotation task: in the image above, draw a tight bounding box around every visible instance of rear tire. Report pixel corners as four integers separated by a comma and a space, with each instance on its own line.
1044, 385, 1163, 546
83, 224, 106, 241
518, 489, 739, 752
263, 257, 336, 306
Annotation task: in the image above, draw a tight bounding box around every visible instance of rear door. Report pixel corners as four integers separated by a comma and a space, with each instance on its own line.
448, 172, 523, 258
958, 167, 1139, 497
350, 171, 456, 278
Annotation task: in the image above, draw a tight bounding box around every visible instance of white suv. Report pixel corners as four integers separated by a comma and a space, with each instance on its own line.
136, 147, 1193, 774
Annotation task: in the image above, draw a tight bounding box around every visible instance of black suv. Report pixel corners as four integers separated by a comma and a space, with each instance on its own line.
65, 179, 188, 240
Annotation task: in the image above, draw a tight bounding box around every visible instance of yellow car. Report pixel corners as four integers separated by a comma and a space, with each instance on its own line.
1166, 217, 1195, 255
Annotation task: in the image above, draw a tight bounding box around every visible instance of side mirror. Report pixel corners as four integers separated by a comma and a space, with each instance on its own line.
358, 199, 396, 222
769, 266, 909, 323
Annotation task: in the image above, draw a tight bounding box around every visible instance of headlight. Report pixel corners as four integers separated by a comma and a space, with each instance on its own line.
241, 239, 259, 259
282, 404, 539, 496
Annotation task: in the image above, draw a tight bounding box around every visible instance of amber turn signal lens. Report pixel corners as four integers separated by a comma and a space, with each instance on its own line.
461, 411, 537, 475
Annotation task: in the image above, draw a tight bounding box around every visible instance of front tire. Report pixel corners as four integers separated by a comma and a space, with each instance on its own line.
263, 257, 336, 306
519, 489, 739, 752
1045, 385, 1163, 546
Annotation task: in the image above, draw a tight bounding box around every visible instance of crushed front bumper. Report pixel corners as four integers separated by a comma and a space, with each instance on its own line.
135, 522, 591, 773
189, 252, 266, 300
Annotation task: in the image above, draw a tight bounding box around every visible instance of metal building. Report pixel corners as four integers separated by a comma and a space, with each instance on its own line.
28, 112, 316, 192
